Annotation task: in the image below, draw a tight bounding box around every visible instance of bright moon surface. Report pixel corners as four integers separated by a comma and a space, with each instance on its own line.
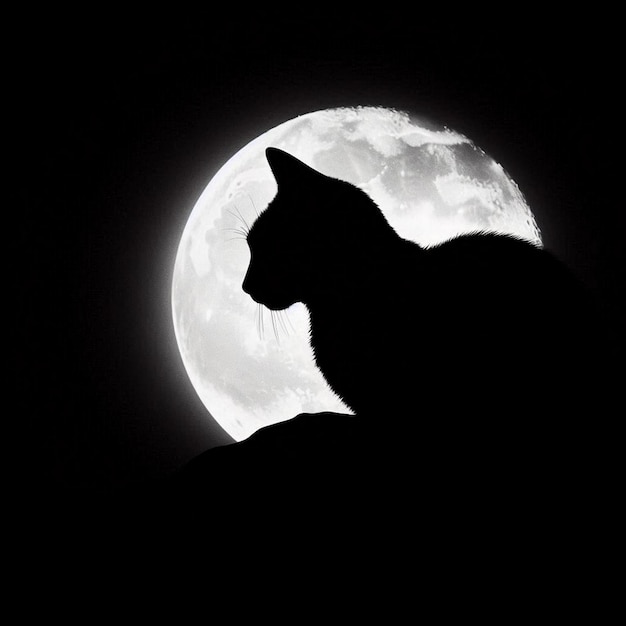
172, 107, 542, 441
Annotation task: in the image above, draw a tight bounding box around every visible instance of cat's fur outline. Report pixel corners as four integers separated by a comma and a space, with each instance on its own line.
244, 147, 605, 428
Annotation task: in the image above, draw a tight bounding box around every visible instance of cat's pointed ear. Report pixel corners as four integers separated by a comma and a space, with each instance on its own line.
266, 147, 322, 191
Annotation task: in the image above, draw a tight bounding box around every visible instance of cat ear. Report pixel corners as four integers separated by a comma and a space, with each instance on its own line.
266, 147, 323, 191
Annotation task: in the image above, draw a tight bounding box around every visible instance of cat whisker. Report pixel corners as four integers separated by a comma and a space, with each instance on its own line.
256, 303, 265, 341
222, 227, 250, 243
284, 310, 296, 334
234, 205, 251, 234
236, 207, 250, 232
222, 227, 249, 244
270, 310, 280, 344
276, 310, 291, 337
246, 193, 260, 218
259, 304, 265, 339
226, 209, 251, 237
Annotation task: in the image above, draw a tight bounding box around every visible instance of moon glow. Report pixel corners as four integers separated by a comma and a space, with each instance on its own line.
171, 107, 541, 441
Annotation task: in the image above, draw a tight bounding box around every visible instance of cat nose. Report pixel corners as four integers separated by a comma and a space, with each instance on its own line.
242, 272, 253, 296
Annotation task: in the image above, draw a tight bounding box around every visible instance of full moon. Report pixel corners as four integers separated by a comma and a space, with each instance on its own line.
172, 107, 541, 441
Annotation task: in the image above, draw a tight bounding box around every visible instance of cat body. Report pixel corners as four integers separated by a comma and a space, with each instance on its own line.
244, 148, 601, 434
309, 234, 564, 413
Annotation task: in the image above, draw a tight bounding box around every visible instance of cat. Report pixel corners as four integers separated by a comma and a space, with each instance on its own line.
170, 148, 616, 603
244, 148, 606, 442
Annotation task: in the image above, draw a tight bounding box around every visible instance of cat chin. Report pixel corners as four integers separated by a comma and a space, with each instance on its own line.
261, 300, 296, 312
249, 294, 296, 311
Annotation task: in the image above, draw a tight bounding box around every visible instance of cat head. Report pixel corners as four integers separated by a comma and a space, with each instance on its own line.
242, 148, 396, 310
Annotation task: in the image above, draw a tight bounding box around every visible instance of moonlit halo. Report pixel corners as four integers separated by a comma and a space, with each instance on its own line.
172, 107, 541, 441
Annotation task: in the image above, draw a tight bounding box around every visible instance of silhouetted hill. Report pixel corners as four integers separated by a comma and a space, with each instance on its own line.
176, 401, 618, 514
175, 412, 368, 510
176, 403, 619, 594
26, 405, 619, 617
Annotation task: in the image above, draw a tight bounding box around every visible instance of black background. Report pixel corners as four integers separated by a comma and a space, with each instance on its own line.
18, 10, 623, 495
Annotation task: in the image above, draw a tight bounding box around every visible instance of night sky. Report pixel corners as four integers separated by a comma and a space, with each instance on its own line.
19, 11, 623, 494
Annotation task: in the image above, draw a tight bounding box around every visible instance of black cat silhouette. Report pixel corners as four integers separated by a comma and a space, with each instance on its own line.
244, 148, 604, 437
171, 147, 616, 609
